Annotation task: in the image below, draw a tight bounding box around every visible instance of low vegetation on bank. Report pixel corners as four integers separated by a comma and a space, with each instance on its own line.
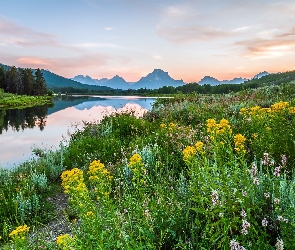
1, 81, 295, 249
0, 89, 53, 108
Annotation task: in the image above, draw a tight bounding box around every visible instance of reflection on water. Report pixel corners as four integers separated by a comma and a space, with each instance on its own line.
0, 104, 52, 134
0, 95, 156, 169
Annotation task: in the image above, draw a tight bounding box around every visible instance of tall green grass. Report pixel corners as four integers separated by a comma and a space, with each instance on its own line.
1, 81, 295, 249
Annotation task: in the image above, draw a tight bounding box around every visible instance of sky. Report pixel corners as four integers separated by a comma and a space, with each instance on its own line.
0, 0, 295, 83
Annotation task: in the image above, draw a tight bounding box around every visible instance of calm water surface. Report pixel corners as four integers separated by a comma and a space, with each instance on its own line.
0, 95, 157, 169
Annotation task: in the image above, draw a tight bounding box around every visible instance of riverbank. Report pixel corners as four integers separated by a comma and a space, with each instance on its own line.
0, 92, 53, 109
1, 81, 295, 249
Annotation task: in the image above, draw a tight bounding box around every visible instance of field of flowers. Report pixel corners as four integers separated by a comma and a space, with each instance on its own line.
1, 81, 295, 249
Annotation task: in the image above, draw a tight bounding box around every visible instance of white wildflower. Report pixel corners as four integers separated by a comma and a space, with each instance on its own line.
253, 177, 259, 185
241, 219, 250, 235
274, 166, 281, 177
262, 153, 269, 165
275, 238, 284, 250
264, 192, 270, 198
262, 218, 268, 227
230, 239, 246, 250
240, 210, 247, 218
212, 190, 218, 207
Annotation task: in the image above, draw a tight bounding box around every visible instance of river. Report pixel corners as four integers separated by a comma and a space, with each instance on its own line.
0, 95, 157, 169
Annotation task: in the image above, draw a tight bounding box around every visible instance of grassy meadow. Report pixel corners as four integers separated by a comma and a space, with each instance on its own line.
0, 89, 53, 109
1, 81, 295, 249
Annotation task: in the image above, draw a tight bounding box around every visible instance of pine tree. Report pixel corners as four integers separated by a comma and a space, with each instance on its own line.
23, 68, 34, 95
34, 68, 47, 96
15, 68, 24, 95
6, 66, 17, 93
0, 66, 6, 91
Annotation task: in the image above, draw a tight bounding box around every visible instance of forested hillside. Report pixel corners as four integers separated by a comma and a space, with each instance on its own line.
0, 66, 47, 96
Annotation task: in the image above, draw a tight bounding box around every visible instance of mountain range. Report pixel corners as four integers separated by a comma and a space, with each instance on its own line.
197, 71, 269, 86
1, 63, 270, 90
72, 69, 185, 90
40, 70, 113, 91
72, 70, 270, 89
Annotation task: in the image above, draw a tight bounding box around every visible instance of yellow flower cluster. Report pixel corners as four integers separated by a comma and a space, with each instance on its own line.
183, 146, 196, 161
87, 160, 113, 199
88, 160, 113, 181
234, 133, 246, 153
183, 141, 204, 161
206, 119, 216, 133
128, 153, 147, 186
195, 141, 204, 152
128, 154, 144, 167
271, 101, 289, 112
86, 211, 94, 217
240, 106, 262, 115
288, 107, 295, 114
160, 122, 176, 131
206, 118, 232, 135
61, 168, 88, 195
169, 122, 176, 128
9, 225, 30, 239
240, 101, 292, 116
57, 234, 74, 248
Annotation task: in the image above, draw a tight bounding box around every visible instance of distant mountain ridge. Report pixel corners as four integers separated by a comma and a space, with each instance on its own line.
41, 70, 113, 91
198, 72, 270, 86
0, 63, 113, 91
1, 63, 271, 90
72, 69, 184, 90
253, 71, 269, 79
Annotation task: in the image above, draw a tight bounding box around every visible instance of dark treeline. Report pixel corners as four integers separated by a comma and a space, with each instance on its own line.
50, 70, 295, 96
0, 66, 48, 96
147, 70, 295, 95
51, 86, 123, 95
0, 103, 51, 134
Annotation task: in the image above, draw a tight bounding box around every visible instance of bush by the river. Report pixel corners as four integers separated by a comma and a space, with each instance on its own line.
1, 81, 295, 249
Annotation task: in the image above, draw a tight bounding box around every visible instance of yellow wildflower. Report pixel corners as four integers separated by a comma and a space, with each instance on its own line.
252, 133, 258, 139
195, 141, 204, 152
61, 168, 84, 188
169, 122, 176, 128
206, 119, 216, 133
207, 118, 231, 135
240, 107, 248, 115
56, 234, 73, 246
88, 160, 105, 175
271, 101, 289, 112
9, 225, 30, 239
261, 108, 271, 113
234, 134, 246, 152
129, 154, 143, 167
89, 175, 98, 181
288, 107, 295, 114
87, 160, 113, 200
249, 106, 261, 115
86, 211, 94, 216
88, 160, 112, 181
160, 123, 166, 128
183, 145, 196, 161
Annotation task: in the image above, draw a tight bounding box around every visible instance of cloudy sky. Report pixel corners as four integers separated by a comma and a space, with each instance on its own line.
1, 0, 295, 83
